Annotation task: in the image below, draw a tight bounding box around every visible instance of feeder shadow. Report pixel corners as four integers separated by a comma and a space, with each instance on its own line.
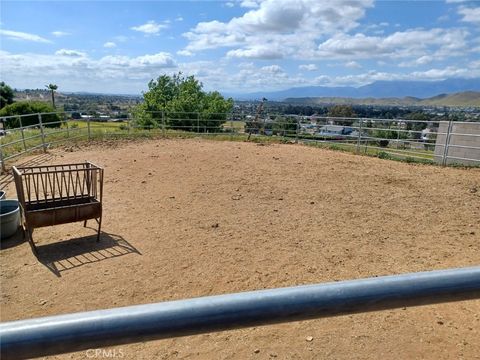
0, 229, 25, 250
35, 232, 141, 277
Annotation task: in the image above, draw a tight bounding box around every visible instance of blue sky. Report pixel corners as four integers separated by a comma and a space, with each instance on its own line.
1, 0, 479, 94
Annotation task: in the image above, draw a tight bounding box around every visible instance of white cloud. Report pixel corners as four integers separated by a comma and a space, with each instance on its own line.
410, 66, 475, 79
177, 49, 194, 56
175, 16, 184, 21
240, 0, 260, 8
237, 62, 255, 69
260, 64, 284, 73
437, 15, 449, 22
457, 6, 480, 25
399, 55, 434, 67
55, 49, 87, 57
0, 50, 177, 93
329, 66, 480, 86
315, 28, 468, 60
225, 2, 235, 8
0, 29, 51, 43
468, 60, 480, 69
182, 0, 373, 58
130, 20, 168, 35
299, 64, 318, 71
51, 31, 71, 37
101, 52, 175, 69
345, 61, 362, 69
314, 75, 331, 84
364, 22, 388, 32
103, 42, 117, 48
3, 45, 478, 93
226, 46, 283, 59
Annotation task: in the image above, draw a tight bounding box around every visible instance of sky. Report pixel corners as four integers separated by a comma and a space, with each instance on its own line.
0, 0, 479, 94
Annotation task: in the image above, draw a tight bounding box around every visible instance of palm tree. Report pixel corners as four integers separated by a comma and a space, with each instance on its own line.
46, 83, 58, 108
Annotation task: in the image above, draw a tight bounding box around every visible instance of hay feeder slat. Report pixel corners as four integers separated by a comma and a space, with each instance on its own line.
12, 162, 104, 254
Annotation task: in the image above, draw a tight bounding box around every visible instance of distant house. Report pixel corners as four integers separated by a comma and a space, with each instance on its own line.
318, 125, 355, 136
300, 123, 317, 135
421, 128, 434, 141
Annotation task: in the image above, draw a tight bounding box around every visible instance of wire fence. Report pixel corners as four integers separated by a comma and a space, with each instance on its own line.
1, 111, 480, 172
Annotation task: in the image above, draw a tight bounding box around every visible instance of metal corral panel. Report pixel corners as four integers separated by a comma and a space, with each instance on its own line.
435, 121, 480, 165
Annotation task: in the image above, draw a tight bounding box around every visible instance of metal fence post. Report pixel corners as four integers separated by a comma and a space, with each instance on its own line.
295, 118, 299, 143
396, 124, 400, 149
87, 118, 91, 141
230, 113, 234, 141
197, 112, 200, 133
38, 113, 47, 153
65, 119, 70, 138
356, 118, 363, 154
0, 145, 6, 174
18, 116, 27, 152
442, 120, 453, 166
364, 130, 369, 154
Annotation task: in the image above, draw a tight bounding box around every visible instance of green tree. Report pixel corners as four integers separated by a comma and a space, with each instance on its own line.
271, 116, 297, 136
0, 101, 60, 128
46, 83, 58, 108
405, 112, 429, 139
327, 105, 356, 125
0, 81, 14, 109
135, 73, 233, 132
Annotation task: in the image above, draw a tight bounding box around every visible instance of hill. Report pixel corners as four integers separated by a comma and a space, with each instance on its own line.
229, 78, 480, 101
12, 89, 142, 113
422, 91, 480, 106
283, 91, 480, 107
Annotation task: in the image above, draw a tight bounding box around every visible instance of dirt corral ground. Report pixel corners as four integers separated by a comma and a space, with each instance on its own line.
1, 138, 479, 360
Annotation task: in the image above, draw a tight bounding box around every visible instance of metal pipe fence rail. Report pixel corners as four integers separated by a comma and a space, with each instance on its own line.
1, 111, 480, 172
1, 266, 479, 359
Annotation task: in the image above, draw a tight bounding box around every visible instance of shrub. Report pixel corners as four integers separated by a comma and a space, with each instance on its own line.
377, 151, 391, 159
378, 139, 389, 147
0, 101, 60, 128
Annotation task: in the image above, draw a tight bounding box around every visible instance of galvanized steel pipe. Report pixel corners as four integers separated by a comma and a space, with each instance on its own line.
1, 266, 480, 359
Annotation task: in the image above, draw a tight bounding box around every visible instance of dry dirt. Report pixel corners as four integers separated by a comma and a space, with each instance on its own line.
1, 138, 480, 360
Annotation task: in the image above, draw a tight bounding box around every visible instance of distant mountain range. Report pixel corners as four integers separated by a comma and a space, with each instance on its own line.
228, 78, 480, 103
284, 91, 480, 107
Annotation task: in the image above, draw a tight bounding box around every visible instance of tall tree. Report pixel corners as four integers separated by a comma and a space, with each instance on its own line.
0, 81, 14, 109
327, 105, 356, 118
327, 105, 357, 126
136, 73, 233, 132
46, 83, 58, 108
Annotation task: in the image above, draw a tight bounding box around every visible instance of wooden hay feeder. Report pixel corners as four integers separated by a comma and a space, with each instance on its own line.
12, 162, 103, 254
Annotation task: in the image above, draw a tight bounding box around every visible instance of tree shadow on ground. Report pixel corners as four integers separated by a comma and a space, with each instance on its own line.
34, 232, 141, 277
